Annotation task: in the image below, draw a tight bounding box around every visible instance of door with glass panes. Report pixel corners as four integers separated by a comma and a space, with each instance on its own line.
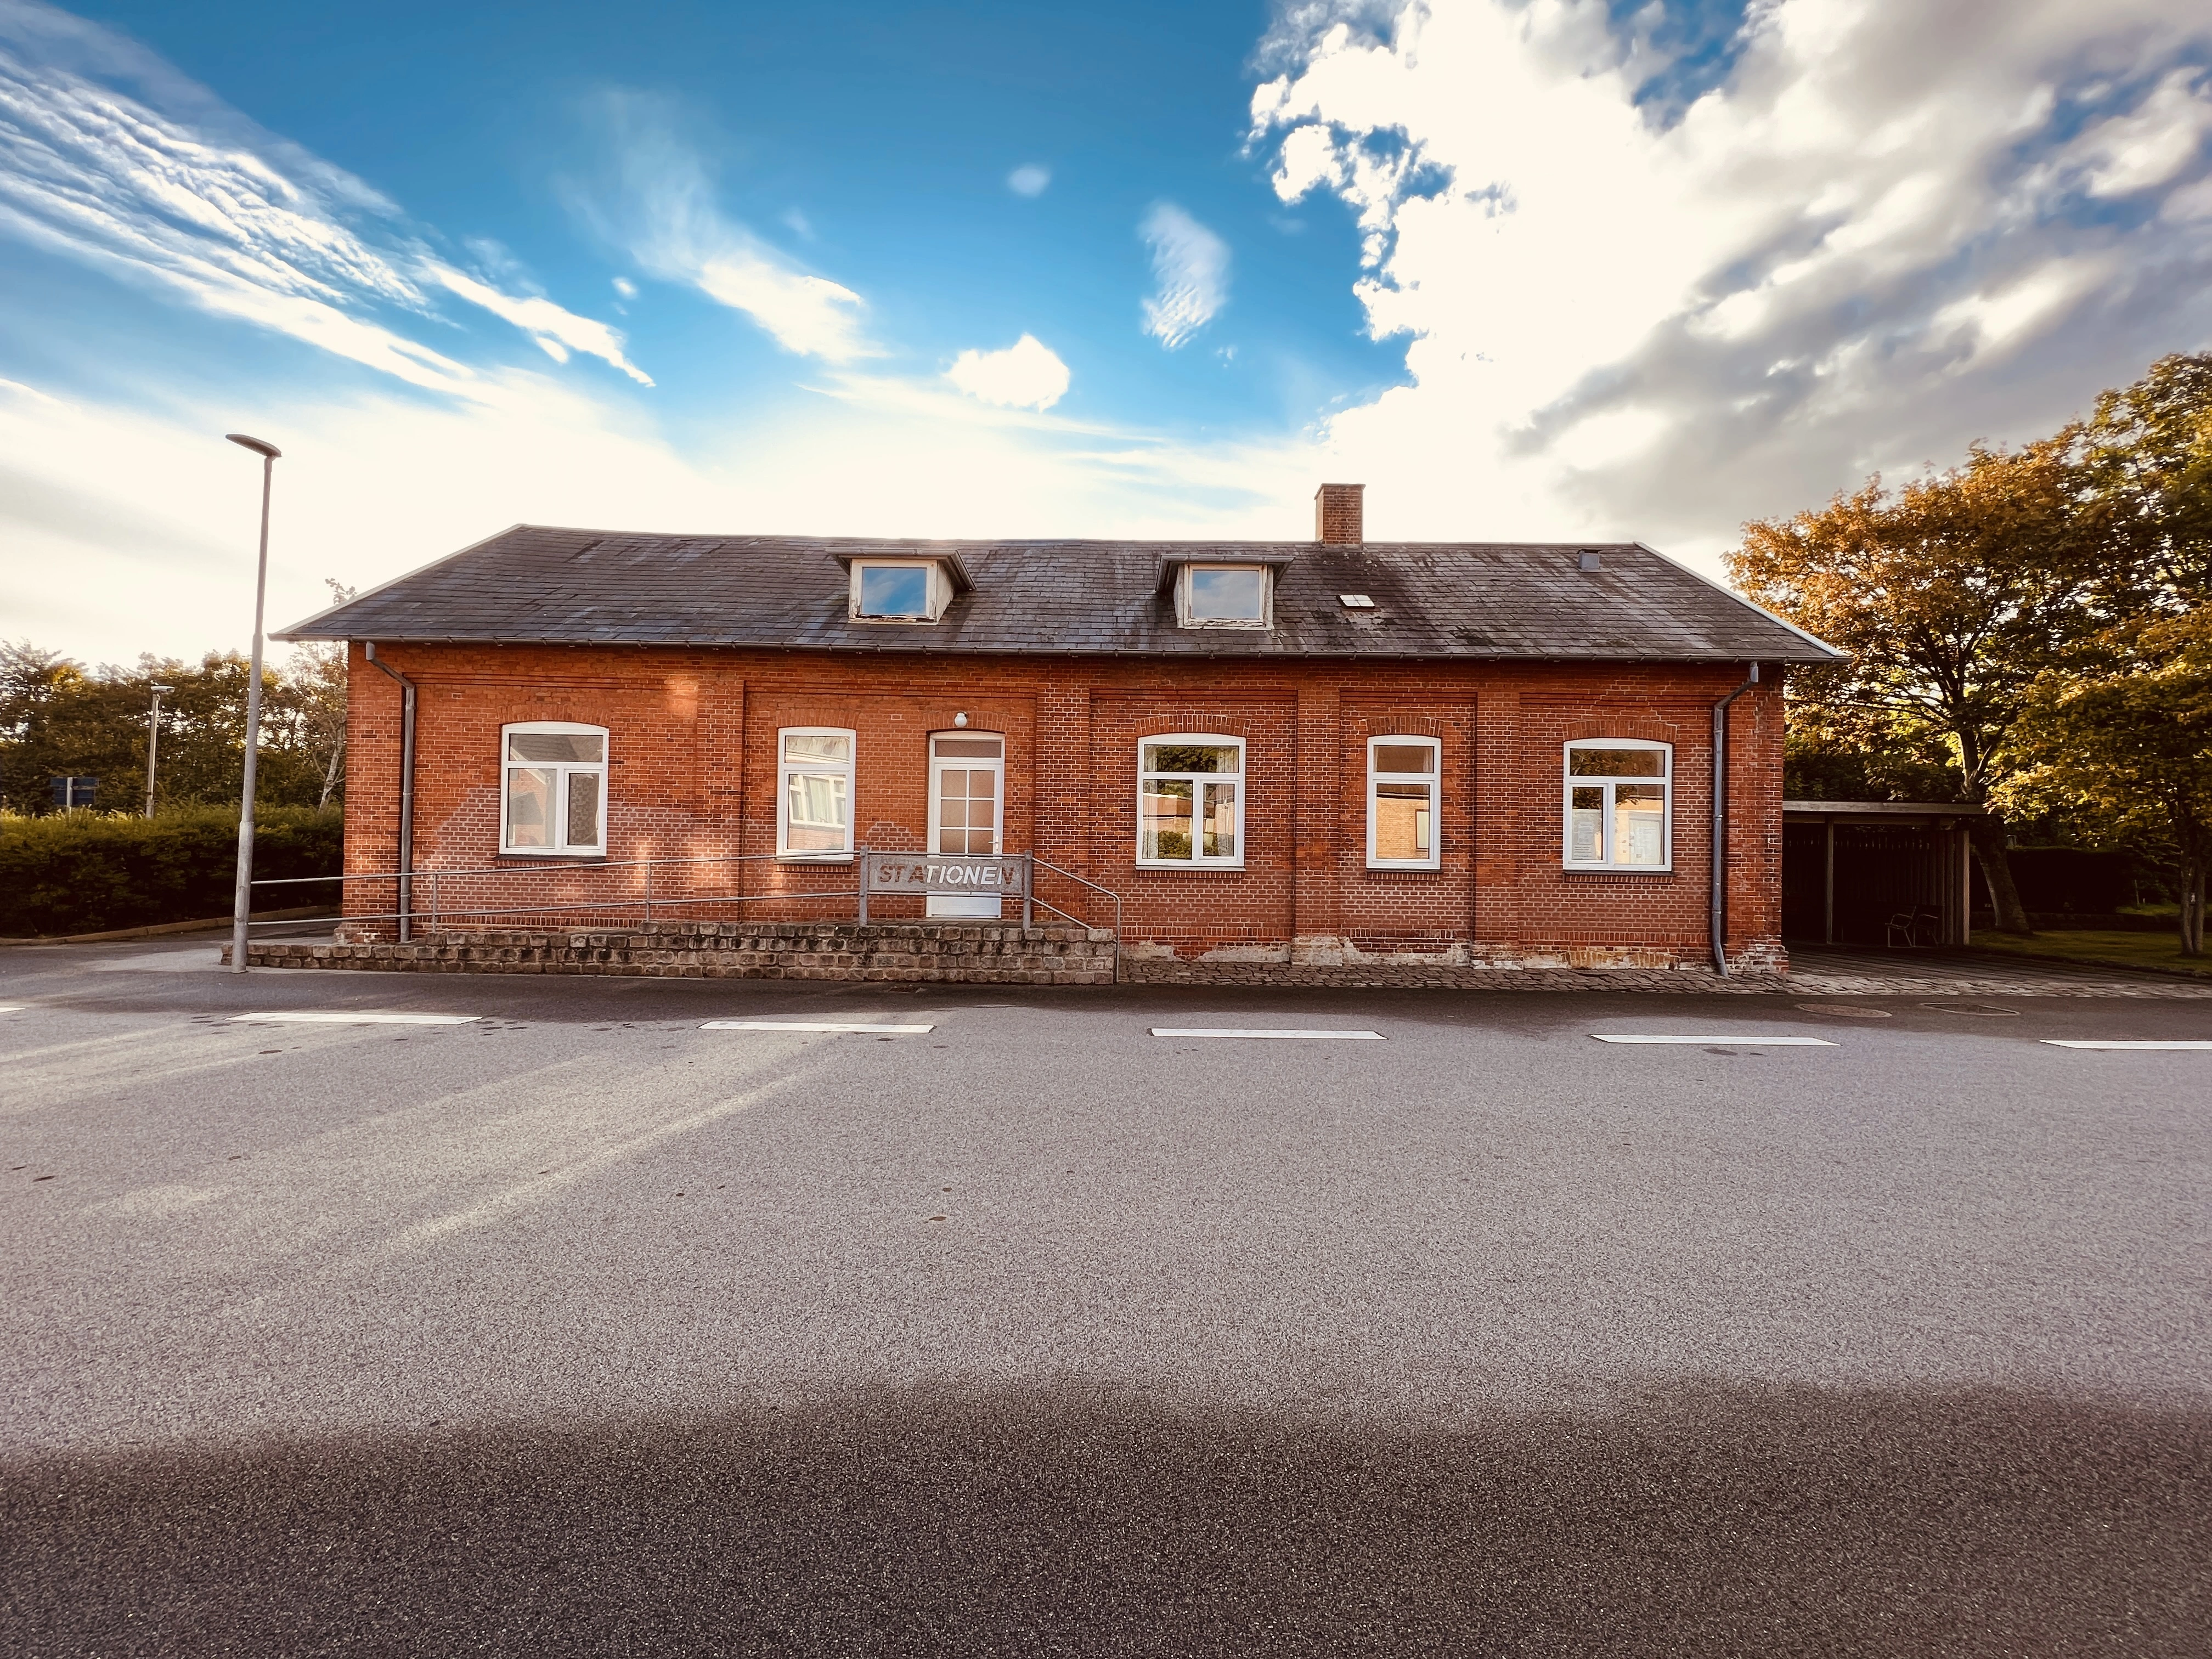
927, 732, 1005, 917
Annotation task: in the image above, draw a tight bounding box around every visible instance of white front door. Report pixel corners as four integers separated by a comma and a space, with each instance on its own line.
927, 732, 1005, 917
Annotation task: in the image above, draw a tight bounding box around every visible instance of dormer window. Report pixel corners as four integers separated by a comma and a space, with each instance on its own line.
1177, 563, 1271, 629
843, 553, 971, 623
859, 563, 929, 618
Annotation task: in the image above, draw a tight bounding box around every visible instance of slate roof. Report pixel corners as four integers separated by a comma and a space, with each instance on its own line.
276, 525, 1841, 663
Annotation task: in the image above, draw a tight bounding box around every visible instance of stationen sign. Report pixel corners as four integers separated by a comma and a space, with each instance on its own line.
861, 853, 1029, 896
858, 852, 1032, 925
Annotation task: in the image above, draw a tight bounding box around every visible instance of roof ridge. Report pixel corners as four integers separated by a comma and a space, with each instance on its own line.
272, 523, 1844, 664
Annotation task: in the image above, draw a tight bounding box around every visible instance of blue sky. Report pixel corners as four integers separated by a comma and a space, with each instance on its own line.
4, 0, 2211, 662
27, 0, 1397, 434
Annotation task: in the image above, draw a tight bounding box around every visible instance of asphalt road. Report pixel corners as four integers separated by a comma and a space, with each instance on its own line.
4, 938, 2209, 1655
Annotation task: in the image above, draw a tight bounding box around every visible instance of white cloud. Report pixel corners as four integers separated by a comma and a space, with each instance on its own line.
695, 257, 868, 358
0, 12, 466, 393
1250, 0, 2212, 554
569, 92, 876, 362
0, 363, 1318, 664
944, 333, 1071, 409
2072, 68, 2212, 199
0, 0, 648, 400
611, 275, 637, 298
1932, 258, 2118, 364
424, 262, 652, 383
1139, 201, 1231, 348
1008, 163, 1050, 197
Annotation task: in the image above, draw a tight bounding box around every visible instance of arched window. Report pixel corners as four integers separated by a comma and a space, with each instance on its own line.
778, 728, 856, 859
1368, 737, 1440, 869
1564, 740, 1672, 870
1138, 736, 1244, 866
502, 723, 608, 855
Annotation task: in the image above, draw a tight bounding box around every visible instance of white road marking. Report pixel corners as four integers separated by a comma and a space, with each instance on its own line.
231, 1011, 481, 1026
1593, 1034, 1839, 1046
1150, 1028, 1385, 1040
2041, 1040, 2212, 1051
701, 1020, 935, 1034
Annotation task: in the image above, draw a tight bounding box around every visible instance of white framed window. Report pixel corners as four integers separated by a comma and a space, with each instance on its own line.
1367, 737, 1440, 869
501, 723, 607, 856
1564, 740, 1672, 871
1175, 564, 1271, 629
849, 558, 952, 623
1138, 736, 1244, 866
778, 727, 855, 859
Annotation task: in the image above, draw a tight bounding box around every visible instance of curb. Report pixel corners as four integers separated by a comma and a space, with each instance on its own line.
0, 906, 336, 947
1960, 944, 2212, 985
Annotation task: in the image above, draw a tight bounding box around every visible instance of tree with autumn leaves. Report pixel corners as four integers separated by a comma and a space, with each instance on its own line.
1728, 352, 2211, 951
1999, 357, 2212, 954
2000, 614, 2212, 955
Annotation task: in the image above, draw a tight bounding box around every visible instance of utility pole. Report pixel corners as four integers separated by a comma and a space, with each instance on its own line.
144, 682, 173, 819
225, 434, 280, 973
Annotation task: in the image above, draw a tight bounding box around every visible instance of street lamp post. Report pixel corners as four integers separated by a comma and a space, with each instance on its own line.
144, 683, 174, 819
226, 434, 280, 973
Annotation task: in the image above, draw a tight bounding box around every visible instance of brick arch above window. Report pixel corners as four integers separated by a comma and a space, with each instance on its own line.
500, 720, 608, 857
1344, 712, 1453, 740
1555, 719, 1684, 747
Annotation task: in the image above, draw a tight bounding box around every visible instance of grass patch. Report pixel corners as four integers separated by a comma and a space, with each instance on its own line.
1970, 928, 2212, 979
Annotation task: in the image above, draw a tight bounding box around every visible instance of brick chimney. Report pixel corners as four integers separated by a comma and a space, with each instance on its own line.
1314, 482, 1364, 545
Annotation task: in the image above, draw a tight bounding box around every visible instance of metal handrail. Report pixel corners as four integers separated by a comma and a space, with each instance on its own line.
247, 848, 827, 888
262, 891, 863, 930
1031, 855, 1122, 984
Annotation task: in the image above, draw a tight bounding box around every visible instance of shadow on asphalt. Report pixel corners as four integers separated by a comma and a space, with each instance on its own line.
8, 1379, 2206, 1656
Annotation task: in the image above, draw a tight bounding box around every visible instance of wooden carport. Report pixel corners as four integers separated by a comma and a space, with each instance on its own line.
1782, 802, 1984, 949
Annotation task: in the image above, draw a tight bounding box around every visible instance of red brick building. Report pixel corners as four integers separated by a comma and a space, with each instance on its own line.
281, 484, 1838, 977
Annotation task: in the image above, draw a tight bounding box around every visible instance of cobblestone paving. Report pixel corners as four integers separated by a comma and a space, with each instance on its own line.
1121, 960, 1789, 994
1789, 949, 2212, 1000
1122, 949, 2212, 998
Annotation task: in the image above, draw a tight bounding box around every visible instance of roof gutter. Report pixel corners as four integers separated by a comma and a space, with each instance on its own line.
1711, 662, 1759, 975
362, 642, 416, 944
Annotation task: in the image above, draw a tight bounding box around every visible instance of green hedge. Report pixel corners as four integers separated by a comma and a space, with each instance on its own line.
0, 806, 343, 937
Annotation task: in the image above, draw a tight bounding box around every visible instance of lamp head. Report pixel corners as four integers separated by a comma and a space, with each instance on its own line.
225, 433, 280, 459
150, 683, 174, 695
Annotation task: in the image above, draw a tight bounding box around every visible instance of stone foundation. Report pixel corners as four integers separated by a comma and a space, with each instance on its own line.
234, 921, 1116, 984
1120, 934, 1788, 985
1119, 957, 1787, 992
233, 921, 1791, 991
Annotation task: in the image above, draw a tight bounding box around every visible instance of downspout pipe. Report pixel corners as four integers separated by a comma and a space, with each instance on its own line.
362, 642, 416, 944
1710, 662, 1760, 975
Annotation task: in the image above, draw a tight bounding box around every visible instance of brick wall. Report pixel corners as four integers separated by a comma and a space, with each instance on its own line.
339, 642, 1788, 970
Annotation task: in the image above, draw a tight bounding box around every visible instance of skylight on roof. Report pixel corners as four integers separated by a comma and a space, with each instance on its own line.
1339, 593, 1375, 609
